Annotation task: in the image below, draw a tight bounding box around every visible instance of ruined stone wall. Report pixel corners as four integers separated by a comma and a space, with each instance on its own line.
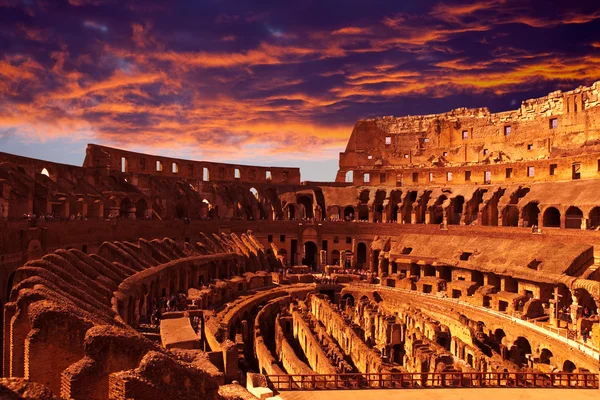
84, 144, 300, 185
309, 294, 390, 374
274, 314, 315, 377
290, 306, 338, 375
337, 81, 600, 185
3, 231, 271, 399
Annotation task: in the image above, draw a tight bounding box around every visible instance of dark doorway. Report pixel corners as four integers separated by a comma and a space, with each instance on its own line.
303, 241, 318, 270
357, 242, 367, 268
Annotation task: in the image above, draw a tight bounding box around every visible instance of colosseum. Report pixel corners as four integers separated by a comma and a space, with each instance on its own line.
1, 82, 599, 399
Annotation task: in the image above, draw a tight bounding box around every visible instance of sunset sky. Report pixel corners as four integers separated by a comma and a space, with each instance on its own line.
2, 0, 600, 181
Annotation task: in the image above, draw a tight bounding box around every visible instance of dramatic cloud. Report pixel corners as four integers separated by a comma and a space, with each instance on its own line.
1, 0, 600, 180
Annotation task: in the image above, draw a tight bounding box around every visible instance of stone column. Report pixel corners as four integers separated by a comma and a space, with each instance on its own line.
411, 210, 417, 224
222, 340, 239, 383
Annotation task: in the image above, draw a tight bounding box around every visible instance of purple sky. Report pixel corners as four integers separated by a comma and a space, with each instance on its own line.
1, 0, 600, 181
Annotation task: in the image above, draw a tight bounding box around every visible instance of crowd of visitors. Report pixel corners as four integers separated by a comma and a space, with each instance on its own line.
149, 292, 190, 327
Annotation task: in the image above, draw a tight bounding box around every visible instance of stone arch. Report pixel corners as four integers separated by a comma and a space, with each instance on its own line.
303, 241, 318, 270
543, 206, 561, 228
373, 190, 386, 222
565, 206, 583, 229
297, 195, 314, 219
589, 206, 600, 228
284, 203, 295, 220
521, 202, 540, 227
429, 195, 447, 224
328, 206, 340, 221
343, 206, 355, 221
562, 360, 576, 373
345, 170, 353, 183
501, 206, 519, 227
539, 348, 553, 365
448, 195, 464, 225
509, 336, 532, 367
342, 293, 355, 307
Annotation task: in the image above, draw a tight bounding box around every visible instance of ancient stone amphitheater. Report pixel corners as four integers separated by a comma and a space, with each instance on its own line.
1, 82, 599, 399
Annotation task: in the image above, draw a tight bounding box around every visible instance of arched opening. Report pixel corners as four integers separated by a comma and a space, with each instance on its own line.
303, 241, 318, 270
135, 199, 148, 220
543, 207, 561, 228
119, 198, 132, 219
345, 170, 353, 183
403, 191, 418, 223
574, 288, 598, 316
494, 328, 506, 346
342, 294, 355, 307
41, 168, 50, 178
589, 207, 600, 228
331, 250, 340, 266
357, 242, 367, 268
502, 206, 519, 227
522, 202, 540, 227
448, 196, 464, 225
344, 206, 354, 221
297, 195, 314, 219
539, 348, 553, 365
429, 195, 447, 224
201, 199, 212, 218
285, 204, 295, 220
344, 250, 352, 268
563, 360, 576, 373
249, 187, 259, 200
328, 206, 340, 221
565, 206, 583, 229
509, 337, 532, 367
391, 204, 399, 221
373, 190, 386, 222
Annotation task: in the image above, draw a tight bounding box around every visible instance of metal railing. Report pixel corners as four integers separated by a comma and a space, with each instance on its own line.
266, 372, 599, 390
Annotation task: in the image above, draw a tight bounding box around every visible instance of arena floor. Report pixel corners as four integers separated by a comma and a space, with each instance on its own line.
274, 388, 600, 400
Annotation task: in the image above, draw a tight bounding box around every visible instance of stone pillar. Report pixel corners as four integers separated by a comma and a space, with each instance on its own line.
222, 340, 238, 383
411, 211, 417, 224
442, 213, 448, 227
127, 207, 137, 220
581, 217, 587, 230
560, 215, 566, 229
425, 212, 431, 224
379, 257, 388, 277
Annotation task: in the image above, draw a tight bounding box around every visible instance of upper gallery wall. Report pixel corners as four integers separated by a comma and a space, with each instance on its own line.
337, 81, 600, 186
